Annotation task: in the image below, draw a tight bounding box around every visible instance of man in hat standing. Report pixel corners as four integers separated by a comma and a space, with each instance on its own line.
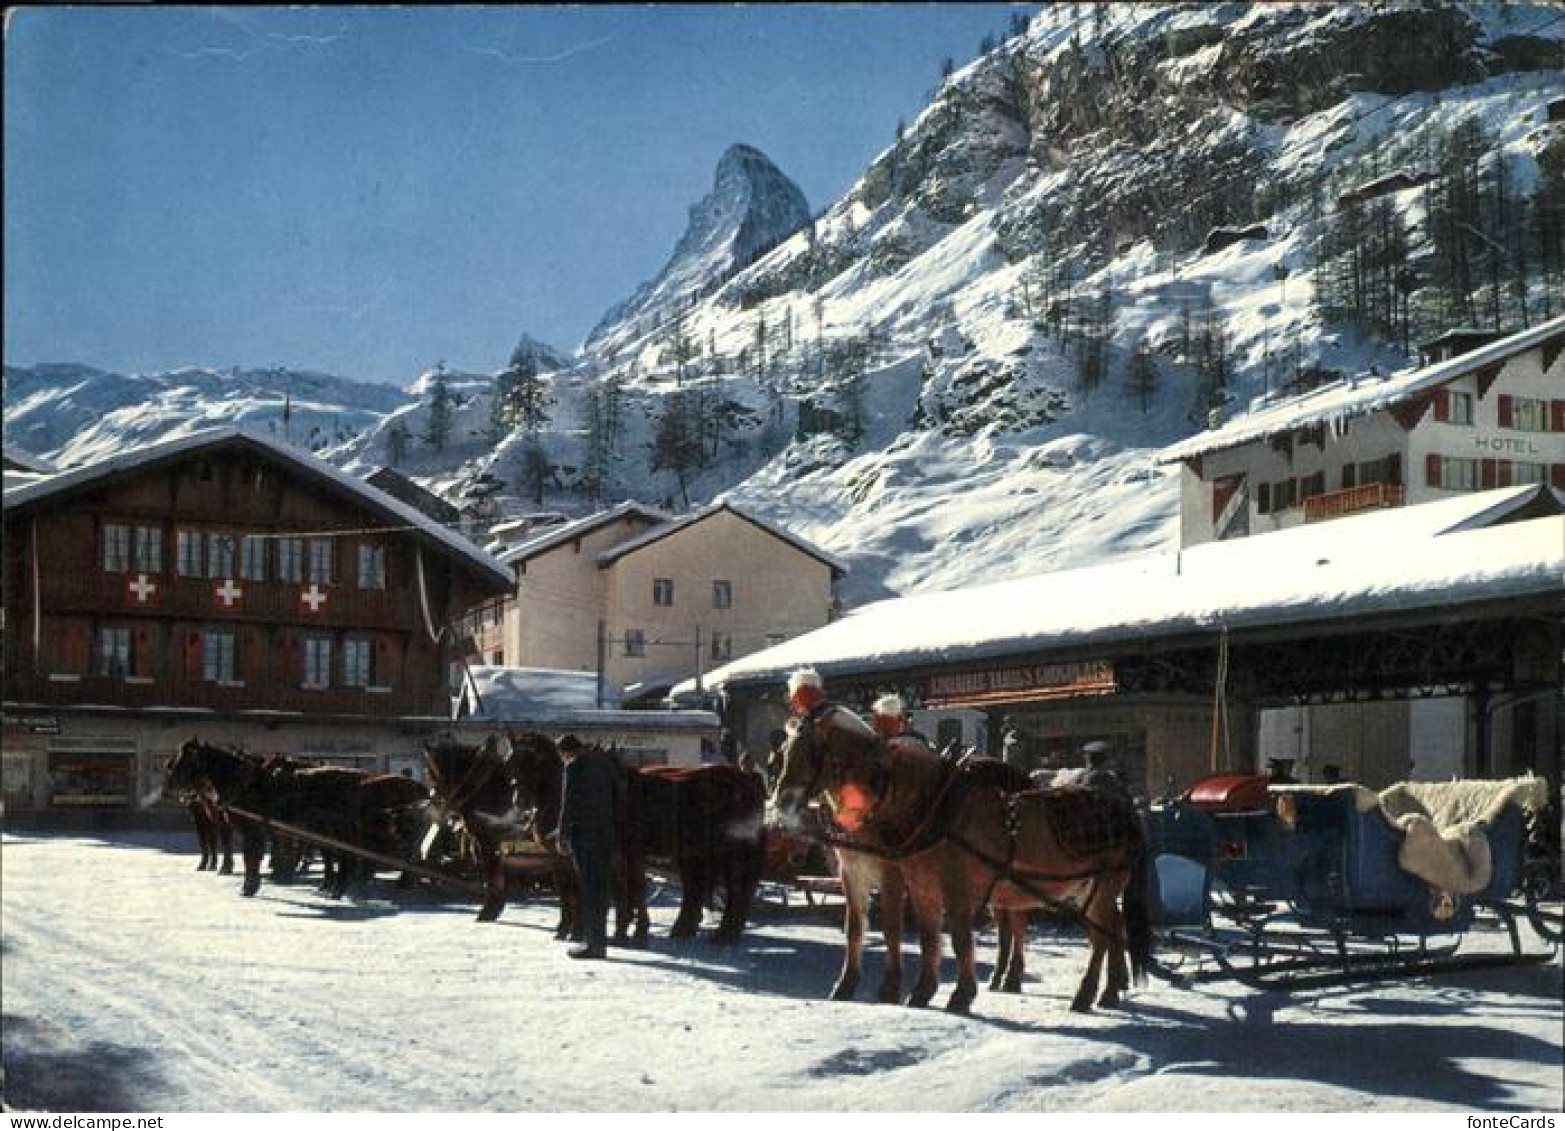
555, 735, 625, 960
787, 667, 826, 718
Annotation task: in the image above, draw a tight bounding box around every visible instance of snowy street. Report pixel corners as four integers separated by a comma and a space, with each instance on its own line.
2, 830, 1560, 1113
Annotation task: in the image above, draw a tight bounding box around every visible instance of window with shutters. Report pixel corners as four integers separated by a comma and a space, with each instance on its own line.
357, 544, 386, 590
653, 578, 674, 607
303, 637, 333, 688
343, 639, 373, 687
308, 540, 334, 583
207, 534, 236, 579
133, 526, 163, 572
96, 627, 132, 678
1434, 456, 1478, 490
102, 524, 131, 573
177, 531, 204, 577
1448, 391, 1474, 425
1509, 397, 1548, 432
203, 629, 237, 683
240, 536, 268, 582
279, 537, 305, 582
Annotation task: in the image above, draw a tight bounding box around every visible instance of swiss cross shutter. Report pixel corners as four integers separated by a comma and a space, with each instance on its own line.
1433, 389, 1450, 422
1480, 459, 1498, 489
276, 631, 299, 683
1497, 394, 1514, 428
133, 625, 154, 678
241, 627, 263, 684
61, 623, 91, 674
1425, 453, 1442, 487
1551, 400, 1565, 432
185, 627, 204, 680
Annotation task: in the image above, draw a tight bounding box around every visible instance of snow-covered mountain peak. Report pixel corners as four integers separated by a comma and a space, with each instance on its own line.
585, 142, 810, 357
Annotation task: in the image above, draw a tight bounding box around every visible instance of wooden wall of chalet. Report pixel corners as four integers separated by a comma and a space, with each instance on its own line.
2, 445, 495, 718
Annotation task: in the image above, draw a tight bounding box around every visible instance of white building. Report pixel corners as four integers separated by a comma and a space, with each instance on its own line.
1160, 317, 1564, 546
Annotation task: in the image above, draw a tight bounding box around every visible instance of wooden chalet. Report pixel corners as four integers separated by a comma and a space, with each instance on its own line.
1, 428, 513, 814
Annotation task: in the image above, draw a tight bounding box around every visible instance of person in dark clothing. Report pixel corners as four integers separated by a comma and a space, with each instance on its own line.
554, 735, 625, 960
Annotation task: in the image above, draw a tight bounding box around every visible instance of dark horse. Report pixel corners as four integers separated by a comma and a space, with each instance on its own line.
422, 733, 559, 926
185, 791, 234, 873
165, 739, 429, 898
508, 733, 765, 945
768, 705, 1151, 1013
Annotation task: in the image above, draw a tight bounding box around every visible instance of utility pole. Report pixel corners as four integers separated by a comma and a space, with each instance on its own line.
596, 619, 607, 709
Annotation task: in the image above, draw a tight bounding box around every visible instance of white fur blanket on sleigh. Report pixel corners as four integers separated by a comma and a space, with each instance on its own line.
1361, 775, 1550, 896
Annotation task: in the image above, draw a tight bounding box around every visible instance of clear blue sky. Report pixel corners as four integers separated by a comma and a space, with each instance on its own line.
5, 5, 1033, 386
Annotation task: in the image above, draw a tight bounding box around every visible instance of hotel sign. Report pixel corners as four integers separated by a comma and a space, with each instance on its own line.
924, 660, 1117, 707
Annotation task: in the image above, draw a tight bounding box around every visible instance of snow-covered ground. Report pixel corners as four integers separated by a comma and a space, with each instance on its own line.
2, 831, 1560, 1113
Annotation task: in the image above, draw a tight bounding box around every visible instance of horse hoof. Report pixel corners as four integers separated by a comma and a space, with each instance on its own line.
906, 986, 935, 1009
241, 884, 259, 898
1069, 999, 1094, 1014
877, 983, 901, 1004
946, 989, 976, 1015
1097, 992, 1122, 1009
476, 908, 501, 923
220, 864, 234, 875
830, 978, 859, 1002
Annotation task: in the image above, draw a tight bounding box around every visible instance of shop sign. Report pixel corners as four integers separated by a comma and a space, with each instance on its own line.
924, 660, 1116, 706
3, 713, 60, 735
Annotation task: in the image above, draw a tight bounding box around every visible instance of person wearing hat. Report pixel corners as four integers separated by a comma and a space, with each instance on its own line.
870, 693, 908, 741
1080, 740, 1130, 799
554, 734, 625, 960
787, 667, 826, 717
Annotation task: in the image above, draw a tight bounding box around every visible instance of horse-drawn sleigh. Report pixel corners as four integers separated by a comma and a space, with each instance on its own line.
1144, 771, 1562, 990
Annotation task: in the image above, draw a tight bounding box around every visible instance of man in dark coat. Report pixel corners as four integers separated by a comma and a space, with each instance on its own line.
555, 735, 625, 960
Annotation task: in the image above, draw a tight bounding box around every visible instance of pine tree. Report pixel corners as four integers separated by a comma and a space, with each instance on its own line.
665, 302, 697, 385
493, 354, 554, 437
518, 432, 551, 506
1126, 341, 1158, 413
650, 390, 701, 509
423, 365, 456, 453
385, 419, 412, 466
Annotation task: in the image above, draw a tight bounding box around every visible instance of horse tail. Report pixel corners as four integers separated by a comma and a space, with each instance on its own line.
1122, 815, 1154, 986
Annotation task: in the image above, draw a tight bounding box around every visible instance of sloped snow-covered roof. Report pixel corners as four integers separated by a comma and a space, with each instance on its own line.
1, 426, 512, 590
496, 501, 670, 566
1158, 316, 1565, 464
2, 446, 59, 475
696, 486, 1565, 689
595, 501, 849, 577
456, 665, 718, 731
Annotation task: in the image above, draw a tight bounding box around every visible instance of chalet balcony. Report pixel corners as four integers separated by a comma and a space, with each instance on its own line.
2, 671, 445, 719
41, 574, 416, 631
1303, 482, 1406, 524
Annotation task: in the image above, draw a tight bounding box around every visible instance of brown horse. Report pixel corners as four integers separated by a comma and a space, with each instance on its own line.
165, 739, 429, 899
423, 734, 533, 923
768, 705, 1151, 1013
509, 733, 765, 945
185, 790, 234, 873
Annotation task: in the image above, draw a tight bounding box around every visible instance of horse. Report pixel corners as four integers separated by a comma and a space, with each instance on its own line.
627, 760, 767, 944
184, 789, 234, 873
423, 734, 557, 925
768, 704, 1151, 1014
166, 739, 429, 899
509, 733, 765, 945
